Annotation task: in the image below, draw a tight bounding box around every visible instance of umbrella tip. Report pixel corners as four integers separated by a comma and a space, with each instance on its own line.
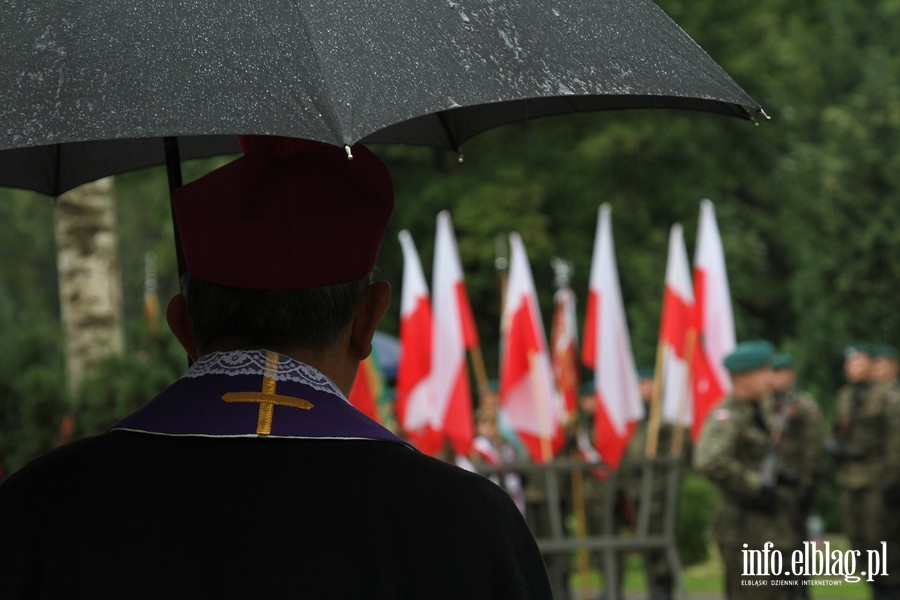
751, 108, 772, 125
458, 153, 464, 164
344, 145, 354, 160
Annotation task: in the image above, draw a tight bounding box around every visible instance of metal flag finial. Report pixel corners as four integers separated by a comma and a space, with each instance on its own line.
551, 257, 573, 290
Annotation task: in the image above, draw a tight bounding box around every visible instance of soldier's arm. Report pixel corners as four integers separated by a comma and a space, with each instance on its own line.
880, 388, 900, 507
801, 395, 825, 485
831, 388, 850, 437
883, 390, 900, 478
693, 406, 763, 498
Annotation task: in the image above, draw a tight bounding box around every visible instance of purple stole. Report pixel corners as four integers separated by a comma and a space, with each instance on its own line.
111, 349, 411, 448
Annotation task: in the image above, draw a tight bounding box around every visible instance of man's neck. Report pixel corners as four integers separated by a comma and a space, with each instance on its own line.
200, 346, 354, 396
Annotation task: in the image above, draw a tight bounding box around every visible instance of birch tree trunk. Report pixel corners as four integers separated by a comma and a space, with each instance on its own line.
54, 177, 125, 397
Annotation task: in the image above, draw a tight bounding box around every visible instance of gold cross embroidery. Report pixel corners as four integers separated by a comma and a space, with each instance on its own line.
221, 351, 313, 436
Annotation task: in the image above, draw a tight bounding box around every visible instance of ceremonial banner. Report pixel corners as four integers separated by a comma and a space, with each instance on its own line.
658, 224, 695, 427
348, 352, 383, 422
500, 233, 559, 463
395, 231, 442, 453
691, 199, 736, 440
581, 204, 643, 469
551, 286, 580, 431
431, 211, 477, 455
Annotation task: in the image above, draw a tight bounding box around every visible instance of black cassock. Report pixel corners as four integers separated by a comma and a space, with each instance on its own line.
0, 351, 551, 599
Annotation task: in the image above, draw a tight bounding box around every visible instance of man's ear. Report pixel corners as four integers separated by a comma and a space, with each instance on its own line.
349, 281, 391, 361
166, 293, 199, 361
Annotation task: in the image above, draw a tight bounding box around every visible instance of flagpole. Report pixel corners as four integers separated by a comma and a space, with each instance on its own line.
468, 344, 493, 398
644, 341, 666, 459
570, 458, 592, 598
495, 233, 509, 316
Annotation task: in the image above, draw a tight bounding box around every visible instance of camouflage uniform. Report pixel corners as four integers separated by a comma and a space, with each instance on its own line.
765, 389, 824, 547
762, 389, 823, 600
832, 381, 900, 593
882, 381, 900, 599
833, 379, 900, 597
695, 395, 796, 600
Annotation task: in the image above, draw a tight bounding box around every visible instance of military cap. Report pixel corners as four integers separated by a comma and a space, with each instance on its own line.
872, 343, 898, 358
173, 135, 393, 290
771, 353, 795, 370
723, 340, 774, 373
843, 342, 873, 358
579, 381, 595, 396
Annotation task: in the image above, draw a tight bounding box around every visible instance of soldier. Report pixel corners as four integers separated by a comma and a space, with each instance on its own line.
695, 340, 796, 599
827, 343, 900, 599
622, 367, 678, 600
767, 353, 824, 599
879, 344, 900, 600
872, 344, 898, 387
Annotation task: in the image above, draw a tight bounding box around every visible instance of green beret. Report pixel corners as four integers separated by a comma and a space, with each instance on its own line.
843, 342, 873, 358
637, 366, 655, 380
872, 343, 898, 359
723, 340, 774, 374
579, 381, 595, 396
771, 353, 795, 370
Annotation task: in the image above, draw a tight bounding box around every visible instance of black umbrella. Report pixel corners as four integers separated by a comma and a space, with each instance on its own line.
1, 0, 765, 198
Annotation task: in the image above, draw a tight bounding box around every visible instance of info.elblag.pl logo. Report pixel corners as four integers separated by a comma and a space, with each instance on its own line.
743, 541, 889, 584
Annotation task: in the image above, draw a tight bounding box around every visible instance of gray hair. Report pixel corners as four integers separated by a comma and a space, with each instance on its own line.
181, 272, 370, 354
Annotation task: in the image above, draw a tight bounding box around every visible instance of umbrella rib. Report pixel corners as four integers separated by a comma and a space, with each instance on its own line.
278, 4, 346, 145
436, 111, 462, 154
163, 137, 188, 280
52, 144, 62, 198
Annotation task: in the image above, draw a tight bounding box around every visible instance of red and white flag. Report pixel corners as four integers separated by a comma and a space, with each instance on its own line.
348, 353, 383, 422
431, 211, 477, 455
550, 286, 579, 432
395, 230, 442, 454
499, 233, 559, 463
691, 199, 735, 440
658, 224, 695, 427
581, 204, 644, 470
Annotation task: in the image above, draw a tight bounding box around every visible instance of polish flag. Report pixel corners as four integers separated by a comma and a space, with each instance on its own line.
580, 204, 644, 470
499, 233, 559, 463
349, 353, 383, 422
472, 436, 502, 466
658, 224, 695, 427
431, 211, 477, 455
396, 230, 441, 454
691, 199, 735, 440
550, 286, 579, 433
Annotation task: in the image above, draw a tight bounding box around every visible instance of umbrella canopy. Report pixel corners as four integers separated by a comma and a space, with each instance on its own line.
1, 0, 763, 197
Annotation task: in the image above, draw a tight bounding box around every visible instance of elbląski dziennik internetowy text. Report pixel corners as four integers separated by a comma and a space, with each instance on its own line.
743, 541, 889, 583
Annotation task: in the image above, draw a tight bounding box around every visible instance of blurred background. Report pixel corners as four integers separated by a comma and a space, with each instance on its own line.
0, 1, 896, 582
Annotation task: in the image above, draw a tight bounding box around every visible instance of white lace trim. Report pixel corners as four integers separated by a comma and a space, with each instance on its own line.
183, 350, 346, 400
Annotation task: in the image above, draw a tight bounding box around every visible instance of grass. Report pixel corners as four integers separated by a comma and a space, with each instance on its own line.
568, 536, 872, 599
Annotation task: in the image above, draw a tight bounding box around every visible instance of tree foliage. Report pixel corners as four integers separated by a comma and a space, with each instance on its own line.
1, 0, 898, 480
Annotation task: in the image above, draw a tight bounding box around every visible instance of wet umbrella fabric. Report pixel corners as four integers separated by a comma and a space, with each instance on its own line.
1, 0, 763, 197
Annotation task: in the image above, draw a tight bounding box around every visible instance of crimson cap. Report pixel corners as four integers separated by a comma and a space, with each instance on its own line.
173, 136, 393, 290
